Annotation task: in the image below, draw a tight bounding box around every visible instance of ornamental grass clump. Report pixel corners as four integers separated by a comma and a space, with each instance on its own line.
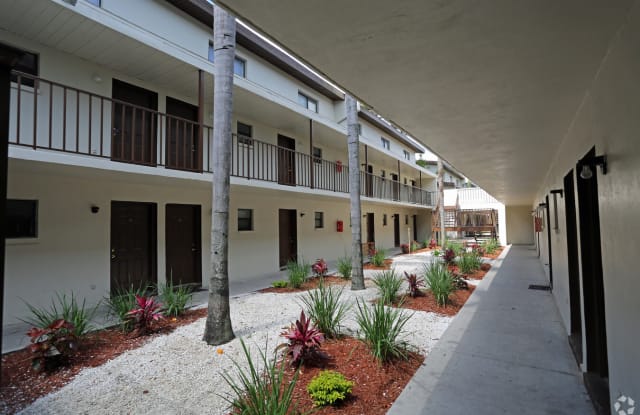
457, 251, 482, 275
105, 284, 149, 332
307, 370, 354, 407
336, 255, 353, 279
21, 292, 98, 338
221, 338, 298, 415
300, 282, 350, 339
482, 238, 500, 254
423, 261, 454, 306
373, 269, 403, 305
159, 280, 192, 317
369, 248, 387, 267
355, 299, 411, 362
287, 260, 310, 289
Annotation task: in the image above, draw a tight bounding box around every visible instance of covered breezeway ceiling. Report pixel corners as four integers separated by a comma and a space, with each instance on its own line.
216, 0, 633, 205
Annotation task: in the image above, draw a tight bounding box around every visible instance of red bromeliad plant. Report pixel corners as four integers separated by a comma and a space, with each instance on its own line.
312, 258, 328, 278
126, 295, 164, 336
280, 310, 325, 366
443, 248, 456, 265
428, 239, 437, 249
404, 272, 425, 297
27, 319, 77, 372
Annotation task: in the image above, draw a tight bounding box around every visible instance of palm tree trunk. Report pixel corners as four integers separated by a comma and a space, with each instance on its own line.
346, 95, 364, 290
203, 5, 235, 345
437, 158, 446, 247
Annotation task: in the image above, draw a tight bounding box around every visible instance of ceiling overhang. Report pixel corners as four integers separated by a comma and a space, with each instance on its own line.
216, 0, 632, 205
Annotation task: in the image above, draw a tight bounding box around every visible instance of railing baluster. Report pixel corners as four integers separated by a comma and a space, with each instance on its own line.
88, 94, 92, 155
48, 82, 52, 149
75, 89, 80, 152
16, 75, 21, 144
32, 79, 38, 149
100, 98, 104, 156
63, 86, 67, 151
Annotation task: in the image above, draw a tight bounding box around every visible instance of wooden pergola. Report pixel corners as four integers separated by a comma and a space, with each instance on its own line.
432, 208, 498, 240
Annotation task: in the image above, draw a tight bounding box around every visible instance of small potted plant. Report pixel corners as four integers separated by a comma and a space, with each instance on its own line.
400, 243, 410, 254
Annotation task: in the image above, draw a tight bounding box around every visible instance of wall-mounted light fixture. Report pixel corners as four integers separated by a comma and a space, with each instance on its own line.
300, 212, 305, 217
91, 205, 100, 214
538, 202, 547, 208
579, 155, 607, 180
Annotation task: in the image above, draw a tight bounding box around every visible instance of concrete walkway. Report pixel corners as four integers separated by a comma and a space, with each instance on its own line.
389, 245, 594, 415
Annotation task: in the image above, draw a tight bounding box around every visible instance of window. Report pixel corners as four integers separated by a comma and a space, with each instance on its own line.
356, 123, 362, 135
2, 42, 38, 87
237, 121, 253, 146
314, 212, 324, 229
404, 178, 408, 185
6, 199, 38, 238
237, 209, 253, 231
208, 41, 215, 62
312, 147, 322, 164
86, 0, 101, 6
381, 137, 390, 150
381, 170, 386, 180
383, 214, 387, 226
405, 215, 409, 225
298, 92, 318, 112
234, 57, 246, 77
404, 150, 411, 160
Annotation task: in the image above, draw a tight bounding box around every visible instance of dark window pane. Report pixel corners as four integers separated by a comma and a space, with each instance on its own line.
2, 42, 38, 87
234, 57, 246, 77
314, 212, 324, 229
238, 208, 253, 231
6, 199, 38, 238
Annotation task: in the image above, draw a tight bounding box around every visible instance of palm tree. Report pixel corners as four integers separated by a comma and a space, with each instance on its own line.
346, 95, 364, 290
203, 5, 235, 345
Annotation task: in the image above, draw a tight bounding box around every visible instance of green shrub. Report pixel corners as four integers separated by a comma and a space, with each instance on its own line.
22, 292, 98, 338
336, 256, 352, 279
369, 248, 387, 267
482, 238, 500, 254
423, 261, 454, 306
355, 299, 411, 362
221, 339, 298, 415
444, 241, 464, 257
457, 251, 482, 275
307, 370, 354, 407
287, 260, 310, 289
300, 282, 350, 338
373, 270, 403, 305
159, 280, 192, 317
411, 241, 420, 251
272, 280, 288, 288
105, 284, 149, 332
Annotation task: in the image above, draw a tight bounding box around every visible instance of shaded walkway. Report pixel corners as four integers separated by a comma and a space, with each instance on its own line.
389, 245, 594, 414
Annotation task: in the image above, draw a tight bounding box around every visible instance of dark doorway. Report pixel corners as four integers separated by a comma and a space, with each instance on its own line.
365, 165, 373, 197
111, 79, 158, 165
564, 170, 583, 364
166, 204, 201, 286
393, 214, 400, 246
279, 209, 297, 267
366, 213, 375, 244
111, 201, 157, 291
576, 147, 609, 413
166, 97, 201, 171
390, 173, 399, 201
278, 135, 296, 186
412, 215, 418, 242
545, 195, 553, 290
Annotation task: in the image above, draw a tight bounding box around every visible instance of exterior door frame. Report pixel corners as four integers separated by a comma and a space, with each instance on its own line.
165, 203, 202, 287
277, 134, 296, 186
564, 169, 583, 363
393, 213, 400, 246
278, 209, 298, 267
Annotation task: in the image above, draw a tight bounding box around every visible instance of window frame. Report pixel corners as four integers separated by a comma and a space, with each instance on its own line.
403, 150, 411, 160
314, 211, 324, 229
237, 208, 254, 232
236, 121, 254, 146
298, 91, 318, 113
312, 146, 322, 164
234, 56, 247, 78
6, 199, 38, 239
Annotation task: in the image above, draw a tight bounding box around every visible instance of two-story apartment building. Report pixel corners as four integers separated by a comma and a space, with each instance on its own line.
1, 0, 436, 331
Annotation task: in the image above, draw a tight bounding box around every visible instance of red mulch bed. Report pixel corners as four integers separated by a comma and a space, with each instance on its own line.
447, 264, 492, 280
259, 275, 349, 293
282, 336, 424, 414
482, 247, 504, 260
0, 308, 208, 414
395, 286, 476, 316
363, 259, 393, 270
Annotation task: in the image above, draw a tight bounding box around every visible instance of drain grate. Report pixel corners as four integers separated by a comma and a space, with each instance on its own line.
529, 284, 551, 291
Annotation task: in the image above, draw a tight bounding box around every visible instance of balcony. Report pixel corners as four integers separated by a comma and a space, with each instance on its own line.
8, 72, 434, 207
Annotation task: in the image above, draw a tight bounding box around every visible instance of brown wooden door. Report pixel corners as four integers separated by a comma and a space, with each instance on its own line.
278, 135, 296, 186
365, 165, 373, 197
366, 213, 375, 243
166, 204, 201, 286
112, 79, 158, 165
279, 209, 297, 267
393, 214, 400, 246
110, 201, 157, 291
412, 215, 418, 241
166, 97, 201, 171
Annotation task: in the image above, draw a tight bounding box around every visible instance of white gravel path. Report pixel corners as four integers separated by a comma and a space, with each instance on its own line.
19, 253, 457, 415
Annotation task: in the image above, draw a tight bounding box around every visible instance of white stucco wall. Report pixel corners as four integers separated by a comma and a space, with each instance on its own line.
533, 3, 640, 405
505, 205, 534, 245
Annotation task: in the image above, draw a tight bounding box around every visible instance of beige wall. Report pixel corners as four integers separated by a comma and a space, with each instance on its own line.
533, 3, 640, 405
506, 205, 534, 245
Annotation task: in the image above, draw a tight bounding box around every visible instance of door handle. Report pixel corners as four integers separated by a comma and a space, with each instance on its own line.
111, 254, 116, 260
